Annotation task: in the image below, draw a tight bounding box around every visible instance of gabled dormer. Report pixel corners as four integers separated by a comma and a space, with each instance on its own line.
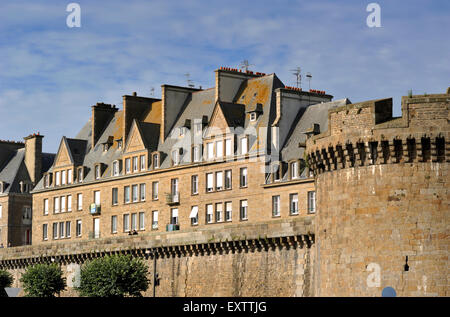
52, 137, 87, 186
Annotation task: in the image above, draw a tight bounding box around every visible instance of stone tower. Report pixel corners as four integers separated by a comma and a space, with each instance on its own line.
306, 89, 449, 296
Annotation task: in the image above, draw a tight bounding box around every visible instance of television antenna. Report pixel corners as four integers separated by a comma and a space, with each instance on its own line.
240, 59, 253, 72
184, 73, 195, 88
150, 87, 155, 96
290, 67, 302, 88
306, 72, 312, 90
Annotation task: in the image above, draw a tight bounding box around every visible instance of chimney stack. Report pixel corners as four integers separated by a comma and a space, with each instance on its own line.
23, 133, 44, 185
91, 103, 118, 149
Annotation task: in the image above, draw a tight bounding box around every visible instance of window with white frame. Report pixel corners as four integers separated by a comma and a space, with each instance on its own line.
125, 158, 131, 174
193, 145, 200, 162
132, 185, 138, 202
111, 215, 117, 233
206, 204, 213, 223
55, 171, 61, 186
190, 206, 198, 225
308, 191, 316, 213
152, 211, 158, 229
250, 112, 257, 121
240, 137, 248, 155
53, 223, 58, 239
77, 168, 83, 183
132, 156, 138, 172
76, 220, 82, 237
43, 224, 48, 240
140, 183, 146, 201
216, 140, 223, 158
131, 213, 137, 231
171, 178, 178, 196
67, 195, 72, 212
66, 221, 71, 238
112, 161, 120, 176
77, 193, 83, 211
224, 170, 232, 189
59, 222, 65, 238
207, 142, 214, 160
61, 170, 66, 185
240, 200, 248, 220
140, 155, 146, 171
172, 149, 179, 166
67, 169, 72, 184
112, 188, 118, 205
225, 139, 232, 156
61, 196, 66, 212
94, 191, 101, 206
152, 182, 158, 200
215, 171, 223, 191
225, 202, 232, 222
95, 165, 101, 180
215, 203, 223, 222
206, 173, 214, 192
291, 161, 299, 179
44, 199, 49, 215
171, 208, 178, 225
240, 167, 248, 187
290, 193, 299, 215
139, 212, 145, 230
54, 197, 60, 213
272, 195, 280, 217
123, 214, 130, 232
191, 175, 198, 195
124, 186, 130, 203
153, 154, 159, 168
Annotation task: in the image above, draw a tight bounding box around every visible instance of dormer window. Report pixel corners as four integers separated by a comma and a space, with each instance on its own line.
180, 127, 186, 137
140, 155, 146, 171
250, 112, 257, 121
125, 158, 131, 174
273, 164, 281, 182
153, 153, 159, 169
103, 143, 110, 152
95, 164, 101, 180
290, 161, 299, 180
240, 136, 248, 155
172, 149, 180, 166
112, 160, 120, 176
0, 181, 7, 193
116, 139, 123, 149
77, 167, 84, 183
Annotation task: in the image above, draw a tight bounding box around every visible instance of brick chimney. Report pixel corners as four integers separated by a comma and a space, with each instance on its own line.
23, 133, 44, 185
91, 103, 118, 149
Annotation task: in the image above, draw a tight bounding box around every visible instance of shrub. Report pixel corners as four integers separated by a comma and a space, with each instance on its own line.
76, 254, 149, 297
20, 263, 66, 297
0, 270, 14, 297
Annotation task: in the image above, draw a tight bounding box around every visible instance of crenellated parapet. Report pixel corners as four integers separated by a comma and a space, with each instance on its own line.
306, 90, 450, 176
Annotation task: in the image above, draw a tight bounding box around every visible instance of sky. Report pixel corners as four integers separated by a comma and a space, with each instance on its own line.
0, 0, 449, 153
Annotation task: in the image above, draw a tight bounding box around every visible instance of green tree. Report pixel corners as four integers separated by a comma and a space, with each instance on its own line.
0, 270, 14, 297
76, 254, 149, 297
20, 263, 66, 297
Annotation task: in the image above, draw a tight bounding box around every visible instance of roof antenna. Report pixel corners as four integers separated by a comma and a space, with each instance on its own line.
184, 73, 195, 88
240, 59, 253, 72
290, 67, 302, 88
150, 87, 155, 96
306, 72, 312, 91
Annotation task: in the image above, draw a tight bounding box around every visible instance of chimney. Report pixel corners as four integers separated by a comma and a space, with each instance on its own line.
91, 103, 118, 149
23, 133, 44, 185
214, 68, 256, 103
122, 94, 159, 144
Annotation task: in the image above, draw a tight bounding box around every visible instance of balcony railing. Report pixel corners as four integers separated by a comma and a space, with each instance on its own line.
165, 192, 180, 205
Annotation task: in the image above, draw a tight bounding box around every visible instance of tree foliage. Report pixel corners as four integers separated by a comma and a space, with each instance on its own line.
0, 270, 14, 297
76, 254, 149, 297
20, 263, 66, 297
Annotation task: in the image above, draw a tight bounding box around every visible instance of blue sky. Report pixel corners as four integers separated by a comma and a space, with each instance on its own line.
0, 0, 449, 153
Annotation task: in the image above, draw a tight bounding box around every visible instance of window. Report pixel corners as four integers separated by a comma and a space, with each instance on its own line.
53, 223, 58, 239
94, 191, 101, 206
207, 142, 214, 160
140, 183, 146, 201
240, 200, 248, 220
77, 193, 83, 211
67, 169, 72, 184
193, 145, 200, 162
95, 165, 101, 180
152, 182, 159, 200
171, 178, 178, 196
190, 206, 199, 225
225, 139, 232, 156
43, 224, 48, 240
215, 171, 223, 191
291, 161, 299, 179
172, 149, 179, 166
171, 208, 178, 225
77, 167, 83, 183
44, 199, 49, 215
0, 204, 2, 219
124, 186, 130, 203
111, 216, 117, 233
225, 202, 232, 222
112, 161, 120, 176
191, 175, 198, 195
240, 167, 248, 187
44, 174, 50, 188
76, 220, 82, 237
133, 156, 138, 172
59, 222, 65, 238
67, 195, 72, 212
216, 140, 223, 158
61, 196, 66, 212
240, 137, 248, 155
273, 164, 280, 181
152, 211, 158, 229
55, 171, 61, 186
308, 191, 316, 213
272, 195, 280, 217
225, 170, 232, 189
54, 197, 60, 213
153, 154, 159, 169
195, 122, 202, 134
206, 173, 214, 192
132, 185, 138, 202
61, 170, 66, 185
290, 193, 299, 215
23, 206, 31, 220
131, 213, 137, 231
117, 140, 123, 149
125, 158, 131, 174
140, 155, 146, 171
123, 214, 130, 232
112, 188, 118, 205
206, 204, 213, 223
66, 221, 71, 238
215, 203, 223, 222
250, 112, 257, 121
139, 212, 145, 230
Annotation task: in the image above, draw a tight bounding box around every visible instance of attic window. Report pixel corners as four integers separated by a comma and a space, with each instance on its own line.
117, 139, 123, 149
153, 153, 159, 169
103, 143, 110, 152
250, 112, 257, 121
95, 164, 101, 179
